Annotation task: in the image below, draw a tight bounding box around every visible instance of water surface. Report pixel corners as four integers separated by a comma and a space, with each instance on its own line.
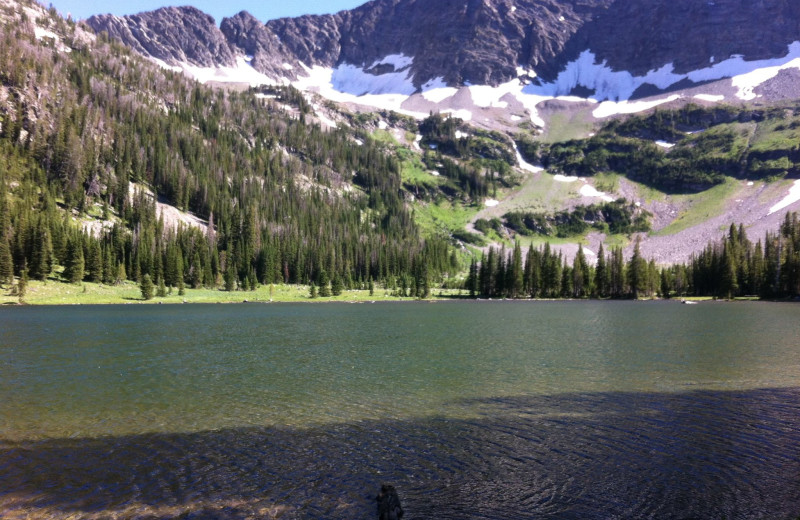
1, 301, 799, 518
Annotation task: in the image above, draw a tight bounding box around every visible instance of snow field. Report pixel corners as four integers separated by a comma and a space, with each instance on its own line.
170, 41, 800, 129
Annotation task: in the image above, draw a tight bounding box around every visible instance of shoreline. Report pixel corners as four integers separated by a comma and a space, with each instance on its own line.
0, 279, 779, 306
0, 279, 465, 306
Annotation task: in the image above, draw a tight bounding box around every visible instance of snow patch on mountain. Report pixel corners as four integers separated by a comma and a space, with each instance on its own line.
769, 180, 800, 215
152, 58, 184, 73
469, 82, 517, 108
421, 77, 458, 102
514, 143, 544, 173
314, 106, 338, 128
173, 56, 277, 86
694, 94, 725, 102
23, 2, 84, 54
730, 49, 800, 100
526, 42, 800, 103
370, 54, 413, 71
442, 109, 473, 121
294, 62, 427, 118
332, 63, 416, 96
592, 95, 681, 118
579, 182, 614, 202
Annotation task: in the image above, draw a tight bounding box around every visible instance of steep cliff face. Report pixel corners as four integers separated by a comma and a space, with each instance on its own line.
219, 11, 302, 80
87, 6, 237, 67
571, 0, 800, 77
87, 0, 800, 98
256, 0, 612, 87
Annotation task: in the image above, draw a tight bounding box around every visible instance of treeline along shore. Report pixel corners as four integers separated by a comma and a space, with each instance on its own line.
2, 206, 798, 304
465, 213, 800, 301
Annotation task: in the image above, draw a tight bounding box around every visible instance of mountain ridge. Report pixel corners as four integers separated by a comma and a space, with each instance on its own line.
87, 0, 800, 94
79, 0, 800, 265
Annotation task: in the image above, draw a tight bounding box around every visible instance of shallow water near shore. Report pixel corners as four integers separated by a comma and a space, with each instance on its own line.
2, 301, 799, 518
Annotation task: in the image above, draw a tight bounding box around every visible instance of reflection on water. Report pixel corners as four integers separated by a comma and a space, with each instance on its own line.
3, 389, 800, 519
2, 302, 800, 518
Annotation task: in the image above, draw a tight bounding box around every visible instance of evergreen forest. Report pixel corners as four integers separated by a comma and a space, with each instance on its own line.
0, 3, 456, 299
465, 214, 800, 300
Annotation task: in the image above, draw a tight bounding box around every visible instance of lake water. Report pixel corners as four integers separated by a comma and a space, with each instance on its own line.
1, 301, 799, 519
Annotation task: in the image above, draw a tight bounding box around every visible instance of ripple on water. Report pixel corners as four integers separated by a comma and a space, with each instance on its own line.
3, 302, 800, 517
2, 388, 800, 519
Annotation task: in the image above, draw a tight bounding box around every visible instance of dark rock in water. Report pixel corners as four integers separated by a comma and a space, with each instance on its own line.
376, 484, 403, 520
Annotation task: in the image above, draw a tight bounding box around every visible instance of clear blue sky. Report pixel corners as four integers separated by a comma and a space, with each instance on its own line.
49, 0, 367, 24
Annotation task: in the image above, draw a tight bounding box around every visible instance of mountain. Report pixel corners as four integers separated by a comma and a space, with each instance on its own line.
2, 0, 800, 304
86, 0, 800, 129
0, 0, 455, 297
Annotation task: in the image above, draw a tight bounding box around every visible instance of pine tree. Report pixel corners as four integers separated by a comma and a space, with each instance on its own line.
116, 262, 127, 285
0, 237, 12, 286
86, 239, 102, 283
318, 270, 331, 297
203, 254, 214, 288
140, 274, 154, 300
483, 248, 497, 297
17, 262, 28, 300
331, 273, 343, 296
509, 241, 523, 298
63, 235, 84, 283
102, 247, 115, 284
414, 260, 430, 299
156, 274, 167, 297
224, 251, 237, 291
594, 243, 607, 298
478, 251, 489, 297
660, 268, 671, 298
524, 245, 540, 298
609, 246, 625, 298
495, 248, 506, 297
466, 258, 478, 298
175, 249, 184, 292
627, 238, 646, 299
30, 221, 53, 281
560, 259, 573, 298
190, 252, 202, 288
647, 259, 659, 298
573, 245, 588, 298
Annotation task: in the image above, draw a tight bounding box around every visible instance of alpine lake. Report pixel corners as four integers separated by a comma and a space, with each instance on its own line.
1, 300, 799, 519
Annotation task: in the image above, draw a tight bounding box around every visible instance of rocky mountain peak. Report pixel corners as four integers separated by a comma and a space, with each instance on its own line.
87, 6, 237, 67
258, 0, 611, 87
219, 11, 299, 77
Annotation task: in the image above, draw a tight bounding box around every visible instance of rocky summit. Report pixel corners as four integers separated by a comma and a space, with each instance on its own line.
88, 6, 238, 68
